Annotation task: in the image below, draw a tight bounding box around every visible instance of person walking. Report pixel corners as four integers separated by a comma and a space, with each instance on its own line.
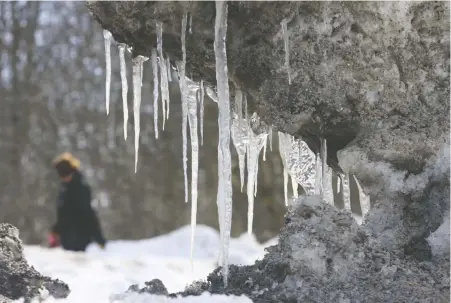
49, 152, 106, 252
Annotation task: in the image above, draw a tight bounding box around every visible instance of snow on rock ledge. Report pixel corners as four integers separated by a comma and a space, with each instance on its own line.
0, 224, 70, 302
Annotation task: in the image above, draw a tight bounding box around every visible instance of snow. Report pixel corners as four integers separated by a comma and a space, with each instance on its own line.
118, 44, 129, 141
214, 0, 233, 285
19, 225, 271, 303
103, 30, 112, 115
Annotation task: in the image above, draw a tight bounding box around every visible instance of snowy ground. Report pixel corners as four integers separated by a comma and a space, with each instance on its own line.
17, 225, 277, 303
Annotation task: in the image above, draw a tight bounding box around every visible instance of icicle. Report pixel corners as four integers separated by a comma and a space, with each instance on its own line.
263, 137, 267, 161
118, 44, 129, 141
103, 30, 112, 115
244, 94, 248, 121
166, 57, 172, 82
186, 79, 199, 269
132, 56, 145, 173
278, 132, 289, 206
178, 13, 189, 205
337, 174, 341, 193
342, 174, 351, 211
353, 174, 370, 217
156, 22, 170, 127
291, 175, 298, 199
281, 19, 291, 85
283, 169, 289, 206
315, 153, 322, 195
214, 1, 233, 286
321, 138, 332, 203
188, 13, 193, 34
231, 89, 247, 192
246, 115, 267, 235
151, 49, 159, 139
206, 86, 218, 103
269, 126, 273, 151
199, 80, 205, 146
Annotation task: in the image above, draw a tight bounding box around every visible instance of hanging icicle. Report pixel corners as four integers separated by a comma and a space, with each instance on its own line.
103, 30, 112, 115
166, 57, 172, 82
214, 0, 233, 286
151, 49, 159, 139
156, 21, 170, 128
118, 44, 129, 141
199, 80, 205, 146
132, 56, 146, 173
342, 174, 351, 211
179, 13, 189, 204
231, 88, 248, 192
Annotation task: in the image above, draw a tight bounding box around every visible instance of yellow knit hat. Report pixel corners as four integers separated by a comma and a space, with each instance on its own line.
52, 152, 81, 169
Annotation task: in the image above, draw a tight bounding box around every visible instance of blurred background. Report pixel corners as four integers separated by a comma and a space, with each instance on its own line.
0, 2, 287, 245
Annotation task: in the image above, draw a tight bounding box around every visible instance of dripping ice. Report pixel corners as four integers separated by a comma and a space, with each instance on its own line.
179, 13, 189, 205
214, 0, 233, 285
103, 30, 112, 115
246, 114, 268, 235
156, 21, 170, 129
231, 89, 247, 192
151, 49, 159, 139
118, 44, 128, 140
132, 56, 147, 173
199, 80, 205, 146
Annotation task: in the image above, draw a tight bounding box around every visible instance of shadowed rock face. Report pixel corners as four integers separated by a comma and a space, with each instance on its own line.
0, 224, 70, 301
86, 1, 449, 175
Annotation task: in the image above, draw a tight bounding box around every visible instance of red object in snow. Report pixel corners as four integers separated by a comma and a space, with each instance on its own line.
48, 233, 59, 248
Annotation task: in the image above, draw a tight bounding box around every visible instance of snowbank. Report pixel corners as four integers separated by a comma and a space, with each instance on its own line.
19, 225, 275, 302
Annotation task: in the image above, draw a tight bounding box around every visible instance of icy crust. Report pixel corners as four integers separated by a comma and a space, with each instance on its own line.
0, 224, 70, 301
174, 196, 450, 303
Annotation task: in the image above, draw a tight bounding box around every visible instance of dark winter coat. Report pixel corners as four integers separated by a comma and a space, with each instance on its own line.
52, 171, 106, 251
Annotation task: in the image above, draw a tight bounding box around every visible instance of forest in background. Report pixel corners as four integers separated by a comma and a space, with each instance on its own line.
0, 2, 288, 245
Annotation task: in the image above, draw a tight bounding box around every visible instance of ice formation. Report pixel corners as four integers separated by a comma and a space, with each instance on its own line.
156, 21, 170, 128
281, 19, 291, 85
179, 13, 189, 204
118, 44, 128, 140
151, 49, 159, 139
231, 89, 247, 192
342, 174, 351, 211
246, 114, 268, 234
184, 78, 200, 267
214, 0, 233, 285
337, 174, 341, 193
167, 57, 172, 82
132, 56, 146, 173
103, 30, 112, 115
199, 80, 205, 146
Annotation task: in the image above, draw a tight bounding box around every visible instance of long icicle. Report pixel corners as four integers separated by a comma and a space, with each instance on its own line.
156, 22, 170, 130
214, 0, 232, 286
118, 44, 129, 140
103, 30, 112, 115
199, 80, 205, 146
342, 174, 351, 211
167, 57, 172, 82
186, 80, 199, 269
180, 13, 189, 203
321, 138, 327, 202
132, 56, 144, 173
151, 49, 159, 139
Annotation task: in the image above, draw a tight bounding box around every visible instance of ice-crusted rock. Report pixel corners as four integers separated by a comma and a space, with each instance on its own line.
0, 223, 70, 301
179, 196, 449, 302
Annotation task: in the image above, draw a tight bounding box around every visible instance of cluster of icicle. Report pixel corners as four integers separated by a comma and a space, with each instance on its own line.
102, 1, 370, 286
